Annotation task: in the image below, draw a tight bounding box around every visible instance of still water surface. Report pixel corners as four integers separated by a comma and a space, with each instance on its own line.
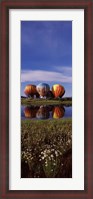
21, 105, 72, 120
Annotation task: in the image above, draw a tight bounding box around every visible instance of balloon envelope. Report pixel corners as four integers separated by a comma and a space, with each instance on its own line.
52, 84, 65, 98
36, 106, 49, 119
24, 106, 38, 118
36, 83, 50, 97
24, 84, 37, 97
53, 106, 65, 119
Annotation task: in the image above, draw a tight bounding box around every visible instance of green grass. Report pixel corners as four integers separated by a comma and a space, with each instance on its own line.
21, 98, 72, 106
21, 118, 72, 178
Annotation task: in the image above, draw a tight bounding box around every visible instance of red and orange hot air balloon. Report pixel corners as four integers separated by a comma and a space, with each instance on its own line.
24, 107, 38, 118
52, 84, 65, 98
52, 106, 65, 119
24, 107, 34, 118
24, 84, 38, 98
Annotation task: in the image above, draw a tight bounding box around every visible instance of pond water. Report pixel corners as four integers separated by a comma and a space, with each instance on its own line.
21, 105, 72, 120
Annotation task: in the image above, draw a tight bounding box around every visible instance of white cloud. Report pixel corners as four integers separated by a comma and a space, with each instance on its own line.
54, 66, 72, 75
21, 68, 72, 83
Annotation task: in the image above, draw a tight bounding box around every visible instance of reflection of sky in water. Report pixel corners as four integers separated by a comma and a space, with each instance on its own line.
49, 111, 53, 119
21, 105, 72, 120
63, 106, 72, 118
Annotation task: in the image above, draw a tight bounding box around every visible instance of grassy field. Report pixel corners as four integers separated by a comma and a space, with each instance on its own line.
21, 119, 72, 178
21, 97, 72, 106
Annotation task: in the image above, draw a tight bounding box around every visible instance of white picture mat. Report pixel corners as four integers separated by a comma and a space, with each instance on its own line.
9, 9, 84, 190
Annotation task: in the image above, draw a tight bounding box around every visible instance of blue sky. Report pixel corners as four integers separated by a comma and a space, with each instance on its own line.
21, 21, 72, 97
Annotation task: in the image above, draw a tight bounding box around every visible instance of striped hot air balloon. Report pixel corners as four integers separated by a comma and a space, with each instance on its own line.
52, 106, 65, 119
36, 83, 50, 98
24, 84, 38, 98
24, 106, 38, 118
52, 84, 65, 98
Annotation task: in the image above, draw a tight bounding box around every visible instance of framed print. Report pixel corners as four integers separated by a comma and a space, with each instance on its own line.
0, 0, 93, 198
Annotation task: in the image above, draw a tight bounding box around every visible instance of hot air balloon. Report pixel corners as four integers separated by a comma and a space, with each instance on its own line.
24, 106, 38, 118
52, 84, 65, 98
24, 84, 39, 98
36, 105, 49, 119
36, 83, 50, 98
52, 106, 65, 119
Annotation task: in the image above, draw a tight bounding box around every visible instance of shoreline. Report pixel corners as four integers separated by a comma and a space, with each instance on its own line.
21, 97, 72, 106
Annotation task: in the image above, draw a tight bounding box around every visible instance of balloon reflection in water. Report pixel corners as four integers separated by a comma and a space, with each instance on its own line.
36, 106, 49, 119
52, 84, 65, 98
53, 106, 65, 119
24, 106, 38, 118
36, 83, 50, 98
